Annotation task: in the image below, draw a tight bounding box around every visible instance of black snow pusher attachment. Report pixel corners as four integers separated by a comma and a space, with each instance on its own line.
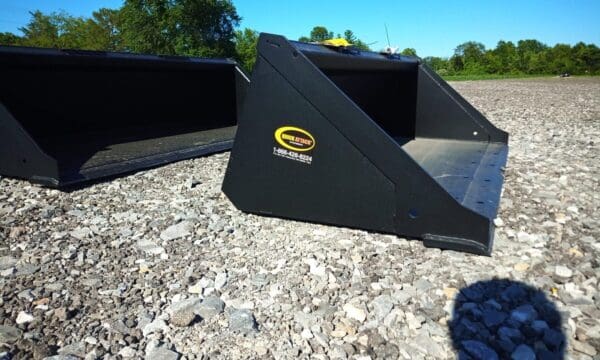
222, 34, 509, 255
0, 46, 249, 187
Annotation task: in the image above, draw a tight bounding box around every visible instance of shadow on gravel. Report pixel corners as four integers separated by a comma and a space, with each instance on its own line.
449, 279, 565, 360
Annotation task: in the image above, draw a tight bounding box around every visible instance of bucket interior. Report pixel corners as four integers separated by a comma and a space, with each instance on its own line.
0, 54, 238, 177
302, 50, 418, 142
302, 48, 507, 218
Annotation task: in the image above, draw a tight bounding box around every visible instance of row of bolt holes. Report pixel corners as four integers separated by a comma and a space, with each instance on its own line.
411, 133, 503, 216
460, 156, 500, 205
477, 154, 499, 206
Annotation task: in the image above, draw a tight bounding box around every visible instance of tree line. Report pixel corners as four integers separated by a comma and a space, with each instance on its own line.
0, 1, 598, 76
0, 1, 259, 71
422, 40, 600, 76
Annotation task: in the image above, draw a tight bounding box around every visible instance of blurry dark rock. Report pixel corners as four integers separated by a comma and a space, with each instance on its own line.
450, 280, 565, 359
461, 340, 498, 360
511, 344, 536, 360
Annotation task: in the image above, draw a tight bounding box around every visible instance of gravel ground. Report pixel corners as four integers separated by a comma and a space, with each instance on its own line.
1, 77, 599, 359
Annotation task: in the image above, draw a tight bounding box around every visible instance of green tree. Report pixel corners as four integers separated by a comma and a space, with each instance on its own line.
18, 10, 61, 48
343, 30, 357, 43
572, 42, 600, 74
172, 0, 240, 57
400, 48, 417, 56
449, 55, 464, 73
547, 43, 575, 74
343, 30, 370, 51
0, 32, 21, 45
452, 41, 486, 73
119, 0, 177, 54
487, 40, 518, 73
15, 10, 122, 50
57, 15, 100, 49
308, 26, 333, 42
86, 8, 123, 51
235, 28, 258, 73
119, 0, 240, 57
516, 39, 548, 73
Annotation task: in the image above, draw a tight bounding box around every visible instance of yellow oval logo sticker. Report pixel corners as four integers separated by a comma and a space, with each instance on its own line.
274, 126, 315, 152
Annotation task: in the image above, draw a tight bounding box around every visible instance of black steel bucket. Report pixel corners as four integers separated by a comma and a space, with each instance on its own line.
222, 33, 508, 255
0, 46, 249, 187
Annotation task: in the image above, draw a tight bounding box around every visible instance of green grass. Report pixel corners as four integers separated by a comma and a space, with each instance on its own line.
442, 73, 556, 81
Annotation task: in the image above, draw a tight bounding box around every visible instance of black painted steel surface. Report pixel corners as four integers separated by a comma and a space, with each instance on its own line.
222, 33, 509, 255
0, 46, 249, 187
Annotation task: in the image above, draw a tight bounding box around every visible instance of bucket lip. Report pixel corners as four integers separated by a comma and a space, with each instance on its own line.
259, 33, 420, 72
289, 38, 421, 65
0, 44, 238, 66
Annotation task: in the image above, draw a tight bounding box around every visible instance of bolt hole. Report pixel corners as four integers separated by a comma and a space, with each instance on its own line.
463, 176, 470, 179
484, 179, 491, 182
22, 158, 27, 164
292, 50, 299, 58
477, 201, 484, 204
471, 161, 476, 164
408, 208, 419, 219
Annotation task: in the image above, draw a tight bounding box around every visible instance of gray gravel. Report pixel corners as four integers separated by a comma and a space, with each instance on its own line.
1, 77, 599, 359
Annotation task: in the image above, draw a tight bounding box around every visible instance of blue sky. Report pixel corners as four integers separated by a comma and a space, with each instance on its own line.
1, 0, 598, 57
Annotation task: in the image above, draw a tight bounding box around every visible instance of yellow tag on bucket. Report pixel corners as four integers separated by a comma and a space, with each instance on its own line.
321, 38, 352, 47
